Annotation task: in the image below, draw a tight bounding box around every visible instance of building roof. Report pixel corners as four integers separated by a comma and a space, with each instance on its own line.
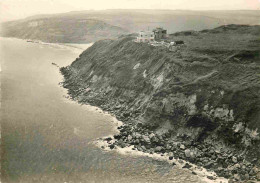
153, 27, 166, 32
139, 31, 154, 34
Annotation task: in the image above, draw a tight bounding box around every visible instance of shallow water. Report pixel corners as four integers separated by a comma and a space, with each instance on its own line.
1, 38, 206, 183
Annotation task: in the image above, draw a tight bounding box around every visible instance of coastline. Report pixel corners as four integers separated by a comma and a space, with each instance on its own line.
0, 37, 93, 53
4, 36, 257, 183
94, 135, 228, 183
41, 39, 224, 182
57, 71, 228, 182
59, 84, 225, 183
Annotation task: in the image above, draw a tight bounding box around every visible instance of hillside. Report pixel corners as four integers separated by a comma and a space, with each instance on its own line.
1, 9, 260, 43
61, 24, 260, 181
0, 18, 128, 43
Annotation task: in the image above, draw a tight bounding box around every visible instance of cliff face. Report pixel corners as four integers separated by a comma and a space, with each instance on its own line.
61, 25, 260, 167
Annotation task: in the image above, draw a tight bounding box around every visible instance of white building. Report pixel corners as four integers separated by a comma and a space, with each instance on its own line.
136, 31, 155, 43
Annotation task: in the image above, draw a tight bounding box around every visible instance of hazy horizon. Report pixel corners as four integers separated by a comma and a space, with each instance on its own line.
1, 0, 259, 22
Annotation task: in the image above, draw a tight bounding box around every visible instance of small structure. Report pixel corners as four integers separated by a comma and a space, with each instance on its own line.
175, 40, 184, 45
153, 27, 167, 40
136, 31, 155, 43
168, 41, 185, 52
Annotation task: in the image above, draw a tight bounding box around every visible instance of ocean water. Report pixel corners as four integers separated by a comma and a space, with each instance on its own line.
0, 38, 207, 183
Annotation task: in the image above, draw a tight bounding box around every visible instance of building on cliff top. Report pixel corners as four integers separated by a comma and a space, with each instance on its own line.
153, 27, 167, 40
136, 31, 155, 43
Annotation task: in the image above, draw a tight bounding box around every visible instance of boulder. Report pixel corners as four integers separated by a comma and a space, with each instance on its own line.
178, 159, 184, 164
105, 137, 112, 141
185, 149, 191, 158
155, 146, 162, 152
183, 163, 192, 169
257, 172, 260, 180
127, 135, 133, 141
244, 173, 250, 180
180, 144, 185, 150
232, 156, 238, 163
141, 146, 146, 151
166, 144, 172, 150
234, 174, 241, 181
168, 152, 174, 157
143, 135, 150, 143
109, 144, 115, 149
149, 133, 155, 139
135, 133, 142, 139
207, 176, 215, 180
234, 163, 240, 169
151, 136, 159, 143
204, 161, 214, 169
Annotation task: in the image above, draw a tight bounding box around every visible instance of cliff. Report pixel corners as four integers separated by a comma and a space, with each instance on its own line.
61, 24, 260, 181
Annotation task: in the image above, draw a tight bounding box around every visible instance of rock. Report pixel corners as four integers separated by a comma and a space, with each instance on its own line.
192, 171, 197, 175
180, 144, 185, 150
204, 161, 214, 169
209, 149, 214, 154
155, 146, 162, 152
127, 135, 132, 141
234, 174, 240, 181
178, 159, 184, 164
141, 146, 146, 151
234, 163, 240, 169
151, 136, 159, 143
232, 156, 237, 163
253, 166, 259, 174
256, 172, 260, 180
207, 176, 215, 180
135, 133, 142, 139
244, 173, 249, 180
149, 133, 155, 139
143, 135, 150, 143
109, 144, 115, 149
211, 155, 217, 160
168, 152, 174, 157
185, 149, 191, 158
119, 142, 126, 148
135, 139, 140, 144
249, 168, 255, 176
228, 179, 234, 183
166, 144, 172, 150
105, 137, 112, 141
182, 163, 192, 169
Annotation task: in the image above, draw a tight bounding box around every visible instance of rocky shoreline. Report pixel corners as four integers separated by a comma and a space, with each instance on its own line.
60, 68, 259, 183
102, 123, 259, 183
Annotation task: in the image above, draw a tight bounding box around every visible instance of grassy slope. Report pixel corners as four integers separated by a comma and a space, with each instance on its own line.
1, 18, 128, 43
22, 10, 260, 32
61, 25, 260, 164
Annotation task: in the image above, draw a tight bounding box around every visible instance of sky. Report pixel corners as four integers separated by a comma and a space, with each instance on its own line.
0, 0, 260, 22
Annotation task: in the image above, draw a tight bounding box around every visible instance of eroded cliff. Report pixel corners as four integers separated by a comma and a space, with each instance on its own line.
61, 25, 260, 181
